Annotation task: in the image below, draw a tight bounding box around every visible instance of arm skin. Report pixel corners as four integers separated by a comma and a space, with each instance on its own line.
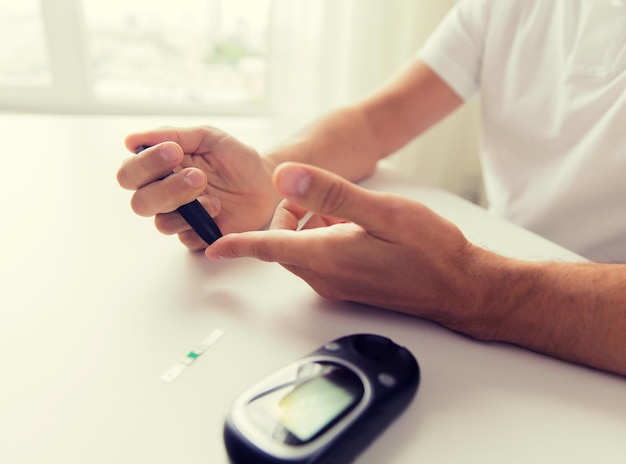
262, 60, 463, 182
206, 163, 626, 377
116, 60, 463, 250
117, 59, 626, 375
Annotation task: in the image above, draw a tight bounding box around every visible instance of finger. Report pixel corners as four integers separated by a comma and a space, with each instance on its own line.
124, 125, 229, 156
178, 228, 210, 251
117, 142, 183, 190
130, 168, 207, 217
155, 195, 219, 251
206, 198, 308, 261
272, 162, 389, 235
155, 196, 220, 234
206, 230, 317, 266
270, 199, 339, 231
269, 199, 309, 230
154, 211, 190, 235
154, 211, 210, 251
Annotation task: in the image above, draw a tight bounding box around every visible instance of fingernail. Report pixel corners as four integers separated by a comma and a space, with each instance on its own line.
210, 195, 221, 212
184, 170, 205, 188
160, 145, 180, 163
205, 248, 225, 261
280, 167, 311, 196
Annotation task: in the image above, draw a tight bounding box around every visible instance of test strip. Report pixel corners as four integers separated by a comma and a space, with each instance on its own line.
161, 329, 225, 383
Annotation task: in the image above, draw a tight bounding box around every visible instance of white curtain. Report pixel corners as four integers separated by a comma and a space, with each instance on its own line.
266, 0, 483, 202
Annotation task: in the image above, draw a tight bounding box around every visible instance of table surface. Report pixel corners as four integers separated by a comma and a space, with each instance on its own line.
0, 113, 624, 464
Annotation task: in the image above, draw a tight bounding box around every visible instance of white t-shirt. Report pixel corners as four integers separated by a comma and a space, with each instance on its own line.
418, 0, 626, 262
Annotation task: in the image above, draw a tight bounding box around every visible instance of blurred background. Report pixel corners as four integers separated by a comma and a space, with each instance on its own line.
0, 0, 482, 202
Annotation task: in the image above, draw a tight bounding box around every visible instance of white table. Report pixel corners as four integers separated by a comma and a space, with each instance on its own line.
0, 113, 624, 464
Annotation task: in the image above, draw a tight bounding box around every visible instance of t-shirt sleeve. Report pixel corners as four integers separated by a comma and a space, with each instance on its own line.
417, 0, 490, 101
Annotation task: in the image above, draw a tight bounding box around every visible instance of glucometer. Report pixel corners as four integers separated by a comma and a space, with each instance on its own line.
224, 334, 420, 464
134, 145, 222, 244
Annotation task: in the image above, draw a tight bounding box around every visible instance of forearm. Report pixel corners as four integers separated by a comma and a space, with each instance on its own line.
263, 105, 386, 182
468, 252, 626, 376
262, 60, 464, 182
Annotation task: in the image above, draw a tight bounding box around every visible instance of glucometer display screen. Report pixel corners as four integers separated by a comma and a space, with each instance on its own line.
245, 362, 364, 445
280, 375, 355, 441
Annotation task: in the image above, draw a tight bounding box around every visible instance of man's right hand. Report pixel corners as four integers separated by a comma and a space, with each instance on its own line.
116, 125, 281, 250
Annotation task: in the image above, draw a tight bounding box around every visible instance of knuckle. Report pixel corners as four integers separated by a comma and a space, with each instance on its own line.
319, 180, 350, 217
377, 194, 412, 229
249, 240, 275, 262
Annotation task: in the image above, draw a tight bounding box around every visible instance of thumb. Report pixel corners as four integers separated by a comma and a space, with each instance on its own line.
273, 162, 387, 233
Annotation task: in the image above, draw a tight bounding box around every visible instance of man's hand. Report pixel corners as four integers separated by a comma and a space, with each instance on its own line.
116, 126, 281, 250
206, 162, 491, 332
206, 162, 626, 376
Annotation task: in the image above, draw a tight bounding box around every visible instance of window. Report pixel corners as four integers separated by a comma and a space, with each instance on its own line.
0, 0, 272, 114
0, 0, 51, 87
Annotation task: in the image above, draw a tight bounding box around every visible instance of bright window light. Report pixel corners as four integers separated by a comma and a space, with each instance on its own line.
0, 0, 52, 87
0, 0, 272, 113
81, 0, 272, 109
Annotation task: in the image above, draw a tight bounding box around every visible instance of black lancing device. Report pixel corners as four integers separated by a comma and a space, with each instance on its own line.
135, 145, 222, 244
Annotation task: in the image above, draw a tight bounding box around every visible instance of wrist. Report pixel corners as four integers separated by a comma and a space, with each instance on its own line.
256, 153, 310, 231
261, 150, 281, 175
451, 246, 536, 342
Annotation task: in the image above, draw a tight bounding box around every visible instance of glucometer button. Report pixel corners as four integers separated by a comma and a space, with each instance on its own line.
324, 342, 342, 352
378, 373, 397, 388
352, 334, 397, 362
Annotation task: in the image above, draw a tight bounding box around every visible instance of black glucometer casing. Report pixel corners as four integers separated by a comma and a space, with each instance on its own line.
223, 334, 420, 464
